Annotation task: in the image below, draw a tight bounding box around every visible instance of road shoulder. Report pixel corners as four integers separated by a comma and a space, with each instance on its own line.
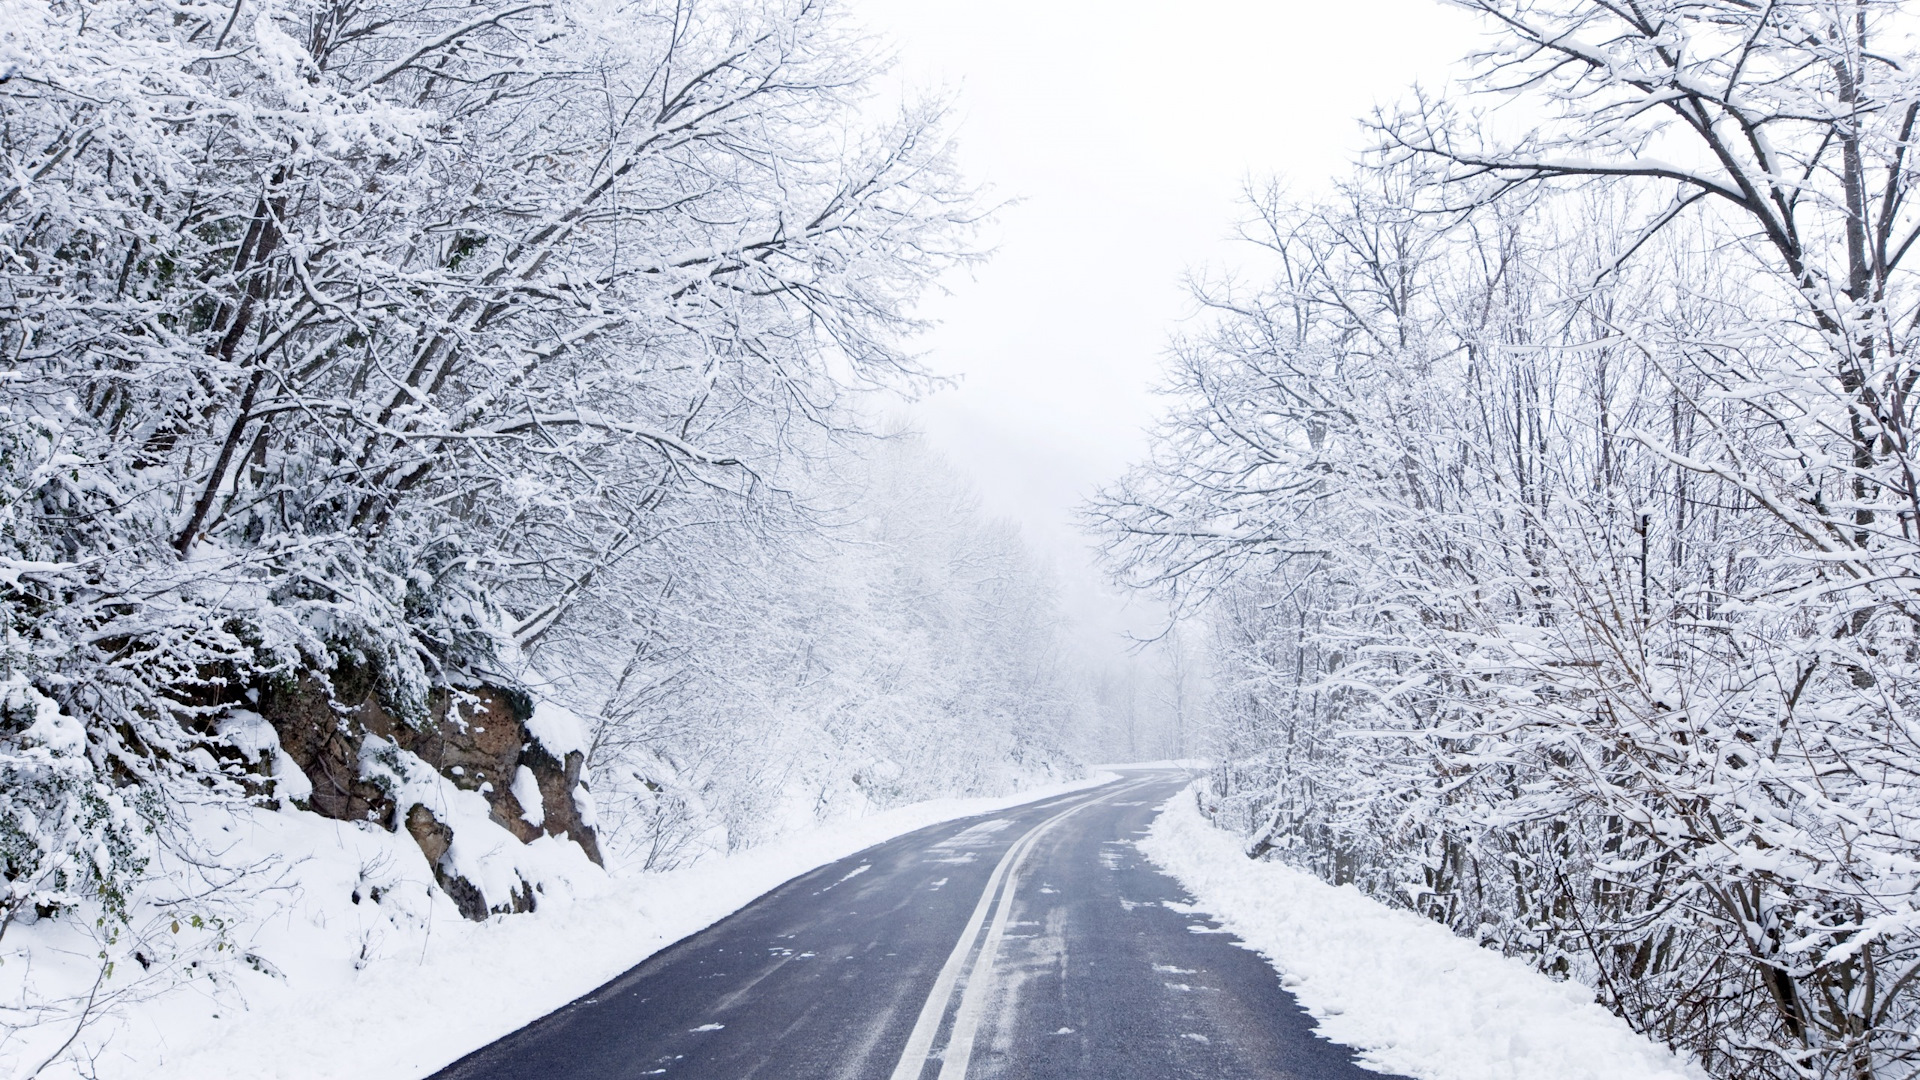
139, 773, 1121, 1080
1138, 787, 1706, 1080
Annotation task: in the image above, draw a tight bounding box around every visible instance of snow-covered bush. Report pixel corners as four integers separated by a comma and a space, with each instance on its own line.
0, 675, 152, 936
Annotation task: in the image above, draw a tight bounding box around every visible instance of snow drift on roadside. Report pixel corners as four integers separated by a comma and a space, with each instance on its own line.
105, 771, 1117, 1080
1139, 787, 1706, 1080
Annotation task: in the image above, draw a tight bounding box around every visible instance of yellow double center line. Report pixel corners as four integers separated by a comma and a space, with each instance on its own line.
887, 779, 1148, 1080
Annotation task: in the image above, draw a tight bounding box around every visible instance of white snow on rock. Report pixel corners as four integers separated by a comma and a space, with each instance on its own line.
216, 709, 279, 761
1138, 787, 1707, 1080
217, 709, 312, 802
512, 765, 545, 827
524, 699, 590, 759
359, 736, 592, 912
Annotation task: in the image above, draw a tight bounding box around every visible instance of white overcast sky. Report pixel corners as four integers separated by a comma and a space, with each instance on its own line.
850, 0, 1485, 645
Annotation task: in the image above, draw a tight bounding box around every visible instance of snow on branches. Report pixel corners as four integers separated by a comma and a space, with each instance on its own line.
0, 0, 1060, 1027
1095, 3, 1920, 1078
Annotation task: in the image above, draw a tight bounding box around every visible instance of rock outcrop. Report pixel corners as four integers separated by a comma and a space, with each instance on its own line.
255, 659, 601, 919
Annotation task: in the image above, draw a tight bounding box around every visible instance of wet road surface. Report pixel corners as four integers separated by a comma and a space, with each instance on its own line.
430, 770, 1402, 1080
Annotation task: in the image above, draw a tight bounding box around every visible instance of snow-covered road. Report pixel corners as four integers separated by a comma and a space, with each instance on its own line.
431, 770, 1396, 1080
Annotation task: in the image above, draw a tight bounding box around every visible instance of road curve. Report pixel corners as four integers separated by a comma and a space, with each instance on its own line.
429, 769, 1402, 1080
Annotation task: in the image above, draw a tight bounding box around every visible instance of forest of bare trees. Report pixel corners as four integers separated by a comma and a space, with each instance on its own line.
1095, 2, 1920, 1076
0, 0, 1094, 1054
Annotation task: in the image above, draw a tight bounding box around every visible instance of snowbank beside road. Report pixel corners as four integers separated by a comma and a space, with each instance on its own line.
46, 772, 1116, 1080
1139, 788, 1706, 1080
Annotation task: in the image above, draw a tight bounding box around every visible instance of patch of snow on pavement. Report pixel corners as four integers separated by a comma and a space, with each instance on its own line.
1138, 786, 1706, 1080
819, 864, 871, 892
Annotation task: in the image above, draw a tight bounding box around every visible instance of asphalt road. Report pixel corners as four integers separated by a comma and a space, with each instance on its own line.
431, 770, 1402, 1080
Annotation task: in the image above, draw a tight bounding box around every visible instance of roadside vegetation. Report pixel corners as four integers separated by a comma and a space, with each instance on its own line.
1097, 4, 1920, 1077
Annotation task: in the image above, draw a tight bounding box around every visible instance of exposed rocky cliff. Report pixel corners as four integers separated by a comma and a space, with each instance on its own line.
238, 659, 601, 920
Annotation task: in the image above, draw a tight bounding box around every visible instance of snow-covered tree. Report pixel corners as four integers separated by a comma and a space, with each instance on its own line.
0, 0, 1008, 939
563, 433, 1084, 870
1098, 5, 1920, 1074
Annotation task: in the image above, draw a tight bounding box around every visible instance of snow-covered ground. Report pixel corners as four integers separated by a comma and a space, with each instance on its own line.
7, 772, 1117, 1080
1138, 787, 1707, 1080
